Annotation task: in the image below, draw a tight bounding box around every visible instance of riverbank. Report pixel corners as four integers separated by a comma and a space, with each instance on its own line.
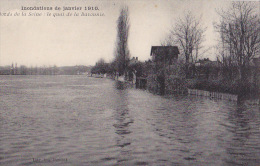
92, 74, 259, 105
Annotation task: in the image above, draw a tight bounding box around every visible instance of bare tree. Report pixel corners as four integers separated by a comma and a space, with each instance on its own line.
163, 11, 206, 78
114, 6, 130, 76
215, 2, 260, 83
164, 12, 206, 63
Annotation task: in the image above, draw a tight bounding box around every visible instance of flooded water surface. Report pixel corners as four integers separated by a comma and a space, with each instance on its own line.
0, 75, 259, 165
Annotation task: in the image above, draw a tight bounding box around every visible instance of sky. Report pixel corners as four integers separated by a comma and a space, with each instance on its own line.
0, 0, 235, 67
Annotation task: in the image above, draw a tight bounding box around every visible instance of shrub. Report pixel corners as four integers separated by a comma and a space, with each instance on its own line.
165, 75, 187, 94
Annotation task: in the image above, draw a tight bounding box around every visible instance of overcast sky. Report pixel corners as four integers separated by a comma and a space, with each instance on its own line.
0, 0, 234, 67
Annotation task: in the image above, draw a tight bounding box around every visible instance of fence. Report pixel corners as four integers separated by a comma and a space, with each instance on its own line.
188, 89, 238, 101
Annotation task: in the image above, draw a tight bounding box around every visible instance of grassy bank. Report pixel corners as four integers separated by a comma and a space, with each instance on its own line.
146, 74, 259, 100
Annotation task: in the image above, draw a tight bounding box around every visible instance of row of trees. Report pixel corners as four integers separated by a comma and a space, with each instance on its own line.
0, 65, 91, 75
161, 2, 259, 77
215, 2, 259, 82
215, 2, 259, 97
91, 58, 111, 74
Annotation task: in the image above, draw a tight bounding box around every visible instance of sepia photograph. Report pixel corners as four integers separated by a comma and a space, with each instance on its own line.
0, 0, 259, 165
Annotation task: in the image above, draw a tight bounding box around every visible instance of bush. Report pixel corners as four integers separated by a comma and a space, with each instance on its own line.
188, 79, 259, 95
165, 75, 187, 94
147, 74, 158, 93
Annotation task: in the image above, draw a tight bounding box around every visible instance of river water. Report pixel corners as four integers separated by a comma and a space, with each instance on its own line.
0, 75, 259, 165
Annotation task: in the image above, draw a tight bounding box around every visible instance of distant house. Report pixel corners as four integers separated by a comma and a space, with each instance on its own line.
150, 46, 179, 65
127, 57, 140, 83
195, 58, 221, 80
129, 57, 139, 66
149, 46, 180, 94
195, 58, 220, 67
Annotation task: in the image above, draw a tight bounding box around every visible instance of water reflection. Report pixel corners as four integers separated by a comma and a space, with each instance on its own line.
113, 81, 134, 163
115, 81, 128, 90
224, 104, 259, 165
150, 98, 208, 164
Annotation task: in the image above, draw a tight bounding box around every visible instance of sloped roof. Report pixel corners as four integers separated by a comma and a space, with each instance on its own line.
150, 46, 179, 56
129, 57, 139, 65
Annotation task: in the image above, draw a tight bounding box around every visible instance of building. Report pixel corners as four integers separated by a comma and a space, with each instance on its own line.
129, 57, 139, 66
150, 46, 179, 65
127, 57, 140, 83
195, 58, 221, 80
149, 46, 180, 95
